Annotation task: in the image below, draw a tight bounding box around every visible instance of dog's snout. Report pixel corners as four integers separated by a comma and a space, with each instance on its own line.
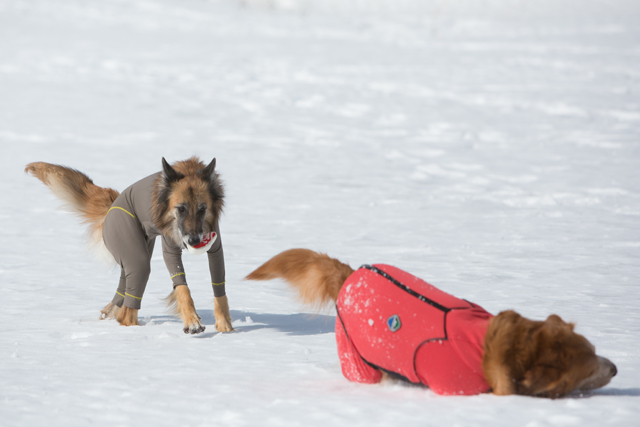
188, 236, 201, 246
599, 356, 617, 377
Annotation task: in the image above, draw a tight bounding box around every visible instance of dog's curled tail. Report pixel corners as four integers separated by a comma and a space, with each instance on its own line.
25, 162, 120, 246
245, 248, 354, 309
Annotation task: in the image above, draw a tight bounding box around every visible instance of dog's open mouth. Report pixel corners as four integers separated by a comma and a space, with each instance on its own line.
185, 232, 217, 255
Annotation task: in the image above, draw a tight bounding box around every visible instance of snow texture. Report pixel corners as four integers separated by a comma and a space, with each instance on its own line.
1, 0, 639, 425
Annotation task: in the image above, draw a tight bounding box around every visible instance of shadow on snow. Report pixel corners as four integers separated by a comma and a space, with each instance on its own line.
572, 387, 640, 398
143, 309, 336, 337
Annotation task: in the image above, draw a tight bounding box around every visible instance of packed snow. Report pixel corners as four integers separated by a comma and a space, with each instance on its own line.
1, 0, 639, 425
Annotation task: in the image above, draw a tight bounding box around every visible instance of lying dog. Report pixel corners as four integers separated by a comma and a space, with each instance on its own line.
25, 156, 233, 334
246, 248, 617, 397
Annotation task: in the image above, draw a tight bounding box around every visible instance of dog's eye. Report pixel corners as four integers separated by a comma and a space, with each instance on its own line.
176, 206, 186, 214
198, 206, 206, 214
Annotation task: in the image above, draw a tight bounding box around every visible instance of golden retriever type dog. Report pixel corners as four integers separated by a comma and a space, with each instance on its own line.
246, 248, 617, 397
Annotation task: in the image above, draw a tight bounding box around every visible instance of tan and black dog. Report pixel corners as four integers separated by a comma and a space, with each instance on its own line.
25, 156, 233, 334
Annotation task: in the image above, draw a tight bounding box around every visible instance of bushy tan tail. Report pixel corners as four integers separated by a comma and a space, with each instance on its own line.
245, 248, 354, 309
25, 162, 119, 247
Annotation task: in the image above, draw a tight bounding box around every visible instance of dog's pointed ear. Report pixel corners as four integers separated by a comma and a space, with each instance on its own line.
161, 157, 184, 184
202, 158, 216, 179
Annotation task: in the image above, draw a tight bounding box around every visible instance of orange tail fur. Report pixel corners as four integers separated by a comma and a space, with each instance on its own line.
245, 248, 354, 309
25, 162, 119, 248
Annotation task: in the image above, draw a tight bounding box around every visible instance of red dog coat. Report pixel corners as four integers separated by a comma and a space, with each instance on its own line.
335, 264, 493, 395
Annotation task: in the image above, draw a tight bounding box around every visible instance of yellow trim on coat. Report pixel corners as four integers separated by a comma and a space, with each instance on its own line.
108, 206, 136, 219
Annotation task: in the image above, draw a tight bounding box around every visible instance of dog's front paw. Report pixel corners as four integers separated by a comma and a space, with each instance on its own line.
214, 295, 234, 332
183, 321, 206, 335
214, 317, 233, 332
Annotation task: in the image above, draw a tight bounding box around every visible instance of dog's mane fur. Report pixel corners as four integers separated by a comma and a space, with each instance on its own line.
151, 156, 225, 246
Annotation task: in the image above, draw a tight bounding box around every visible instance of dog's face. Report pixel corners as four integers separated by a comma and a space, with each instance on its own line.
483, 311, 617, 398
153, 157, 224, 248
168, 176, 214, 248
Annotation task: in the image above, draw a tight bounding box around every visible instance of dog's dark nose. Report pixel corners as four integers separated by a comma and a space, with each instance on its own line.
601, 357, 617, 377
188, 236, 201, 246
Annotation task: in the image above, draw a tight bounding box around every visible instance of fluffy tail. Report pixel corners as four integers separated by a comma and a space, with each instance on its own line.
25, 162, 119, 247
245, 248, 354, 309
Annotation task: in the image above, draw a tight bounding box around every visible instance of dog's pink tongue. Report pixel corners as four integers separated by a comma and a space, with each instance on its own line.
193, 232, 216, 248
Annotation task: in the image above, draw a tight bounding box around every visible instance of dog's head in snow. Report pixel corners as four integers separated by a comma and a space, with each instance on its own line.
152, 156, 224, 253
483, 310, 616, 398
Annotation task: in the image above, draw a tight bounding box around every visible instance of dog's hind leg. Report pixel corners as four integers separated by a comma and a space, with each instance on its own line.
100, 302, 120, 319
102, 207, 155, 327
102, 269, 139, 327
214, 295, 233, 332
116, 307, 139, 326
166, 285, 205, 334
101, 267, 126, 320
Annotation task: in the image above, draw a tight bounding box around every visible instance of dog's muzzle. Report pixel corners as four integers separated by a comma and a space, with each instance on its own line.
185, 232, 217, 255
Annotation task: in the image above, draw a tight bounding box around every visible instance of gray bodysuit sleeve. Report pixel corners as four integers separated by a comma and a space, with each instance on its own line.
207, 222, 226, 297
162, 235, 188, 287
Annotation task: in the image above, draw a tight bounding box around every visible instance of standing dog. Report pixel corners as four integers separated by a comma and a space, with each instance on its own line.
25, 156, 233, 334
246, 249, 617, 397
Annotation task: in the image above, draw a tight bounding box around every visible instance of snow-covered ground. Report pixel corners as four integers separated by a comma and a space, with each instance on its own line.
1, 0, 639, 425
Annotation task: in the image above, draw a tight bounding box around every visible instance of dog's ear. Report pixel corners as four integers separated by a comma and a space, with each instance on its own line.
520, 363, 565, 398
546, 314, 575, 331
201, 158, 217, 180
546, 314, 563, 323
518, 329, 569, 398
161, 157, 184, 184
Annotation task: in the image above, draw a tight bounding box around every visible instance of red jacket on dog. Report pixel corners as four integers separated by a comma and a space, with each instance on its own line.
335, 264, 493, 395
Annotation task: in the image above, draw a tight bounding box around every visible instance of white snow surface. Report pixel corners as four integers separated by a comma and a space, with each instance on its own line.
1, 0, 639, 425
